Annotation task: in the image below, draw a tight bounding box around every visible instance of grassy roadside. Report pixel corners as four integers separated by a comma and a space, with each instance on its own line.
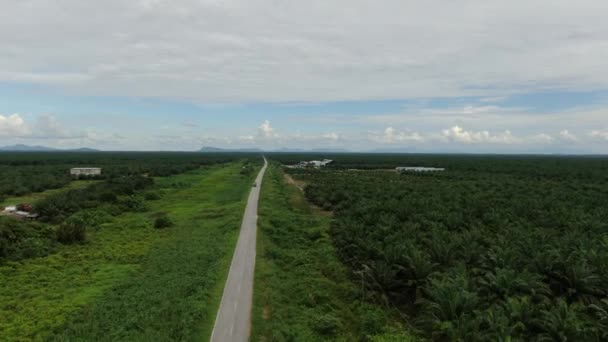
252, 162, 416, 341
0, 162, 258, 341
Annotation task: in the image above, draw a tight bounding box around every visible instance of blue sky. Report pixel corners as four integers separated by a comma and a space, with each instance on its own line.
1, 1, 608, 153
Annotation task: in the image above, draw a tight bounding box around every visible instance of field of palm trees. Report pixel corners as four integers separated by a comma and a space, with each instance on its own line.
282, 154, 608, 341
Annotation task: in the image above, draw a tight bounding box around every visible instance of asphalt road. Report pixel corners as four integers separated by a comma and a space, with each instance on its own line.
211, 157, 268, 342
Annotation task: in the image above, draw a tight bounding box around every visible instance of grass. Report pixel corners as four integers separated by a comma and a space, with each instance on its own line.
252, 162, 416, 341
0, 180, 99, 207
0, 162, 258, 341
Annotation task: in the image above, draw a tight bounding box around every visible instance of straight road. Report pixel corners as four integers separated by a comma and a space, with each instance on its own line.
211, 157, 268, 342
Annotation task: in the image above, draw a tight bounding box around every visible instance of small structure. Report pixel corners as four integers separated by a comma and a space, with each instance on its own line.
396, 166, 445, 173
1, 204, 38, 220
296, 159, 333, 169
70, 167, 102, 177
3, 205, 17, 213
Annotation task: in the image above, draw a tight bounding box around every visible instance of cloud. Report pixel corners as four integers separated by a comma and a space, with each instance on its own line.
257, 120, 276, 139
0, 114, 30, 137
2, 1, 608, 102
590, 130, 608, 141
0, 113, 86, 140
322, 132, 340, 141
371, 127, 424, 144
559, 129, 578, 142
441, 126, 520, 144
32, 114, 77, 138
530, 133, 555, 144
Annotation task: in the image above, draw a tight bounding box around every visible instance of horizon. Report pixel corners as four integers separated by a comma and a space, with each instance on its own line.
1, 1, 608, 153
2, 143, 608, 156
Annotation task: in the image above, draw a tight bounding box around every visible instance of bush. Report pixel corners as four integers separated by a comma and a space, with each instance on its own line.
120, 195, 147, 212
65, 209, 112, 230
154, 214, 174, 229
144, 191, 161, 200
56, 221, 87, 244
313, 313, 340, 336
0, 217, 55, 261
99, 192, 118, 202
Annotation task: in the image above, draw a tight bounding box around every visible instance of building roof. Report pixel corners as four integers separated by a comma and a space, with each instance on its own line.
396, 166, 445, 172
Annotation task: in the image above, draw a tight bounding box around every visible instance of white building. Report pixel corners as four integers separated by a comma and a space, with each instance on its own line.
70, 167, 102, 176
3, 205, 17, 212
396, 166, 445, 172
298, 159, 333, 169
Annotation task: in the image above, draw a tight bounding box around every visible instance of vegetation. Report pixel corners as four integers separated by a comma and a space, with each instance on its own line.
0, 154, 261, 341
252, 163, 415, 341
280, 154, 608, 341
55, 219, 87, 244
154, 213, 174, 229
0, 217, 55, 261
0, 151, 246, 201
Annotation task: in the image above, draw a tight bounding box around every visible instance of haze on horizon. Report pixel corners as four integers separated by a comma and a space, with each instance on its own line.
1, 0, 607, 153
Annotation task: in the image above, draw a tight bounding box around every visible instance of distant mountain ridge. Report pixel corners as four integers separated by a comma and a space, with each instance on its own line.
0, 144, 100, 152
199, 146, 263, 153
199, 146, 350, 153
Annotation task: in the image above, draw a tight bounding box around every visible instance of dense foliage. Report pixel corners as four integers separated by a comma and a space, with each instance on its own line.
1, 160, 261, 340
0, 152, 254, 261
287, 154, 608, 341
253, 164, 415, 341
0, 152, 248, 200
0, 217, 55, 261
153, 213, 174, 229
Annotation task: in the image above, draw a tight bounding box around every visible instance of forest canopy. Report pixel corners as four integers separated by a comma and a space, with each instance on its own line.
278, 154, 608, 341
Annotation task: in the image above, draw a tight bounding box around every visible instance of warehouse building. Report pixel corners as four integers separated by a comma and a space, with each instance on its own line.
396, 166, 445, 172
70, 167, 102, 176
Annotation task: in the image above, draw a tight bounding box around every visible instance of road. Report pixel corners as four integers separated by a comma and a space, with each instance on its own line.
211, 157, 268, 342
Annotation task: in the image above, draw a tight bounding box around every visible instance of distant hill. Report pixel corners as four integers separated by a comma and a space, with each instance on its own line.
199, 146, 263, 153
67, 147, 99, 152
0, 144, 58, 151
200, 146, 353, 153
310, 148, 350, 153
0, 144, 100, 152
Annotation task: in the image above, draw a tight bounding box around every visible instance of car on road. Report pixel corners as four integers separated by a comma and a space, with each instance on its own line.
253, 182, 257, 187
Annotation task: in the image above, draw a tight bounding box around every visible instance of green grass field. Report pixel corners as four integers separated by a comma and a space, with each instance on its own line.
252, 162, 415, 341
0, 162, 257, 341
0, 180, 99, 207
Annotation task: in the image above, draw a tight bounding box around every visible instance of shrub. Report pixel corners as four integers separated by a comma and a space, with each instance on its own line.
154, 214, 174, 229
65, 209, 112, 230
120, 195, 147, 212
56, 221, 87, 244
144, 191, 161, 200
99, 192, 118, 202
0, 217, 55, 261
313, 313, 340, 336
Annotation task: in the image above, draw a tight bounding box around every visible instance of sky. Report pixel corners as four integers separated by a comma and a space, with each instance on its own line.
1, 0, 608, 153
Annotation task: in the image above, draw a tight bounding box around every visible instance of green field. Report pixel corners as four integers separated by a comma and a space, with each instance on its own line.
252, 162, 415, 341
0, 162, 257, 341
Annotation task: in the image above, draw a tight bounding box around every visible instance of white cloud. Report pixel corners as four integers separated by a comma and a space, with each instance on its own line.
322, 132, 340, 141
590, 130, 608, 141
257, 120, 276, 139
441, 126, 520, 144
371, 127, 424, 144
0, 114, 30, 137
559, 129, 578, 142
2, 1, 608, 102
0, 113, 87, 141
531, 133, 555, 144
